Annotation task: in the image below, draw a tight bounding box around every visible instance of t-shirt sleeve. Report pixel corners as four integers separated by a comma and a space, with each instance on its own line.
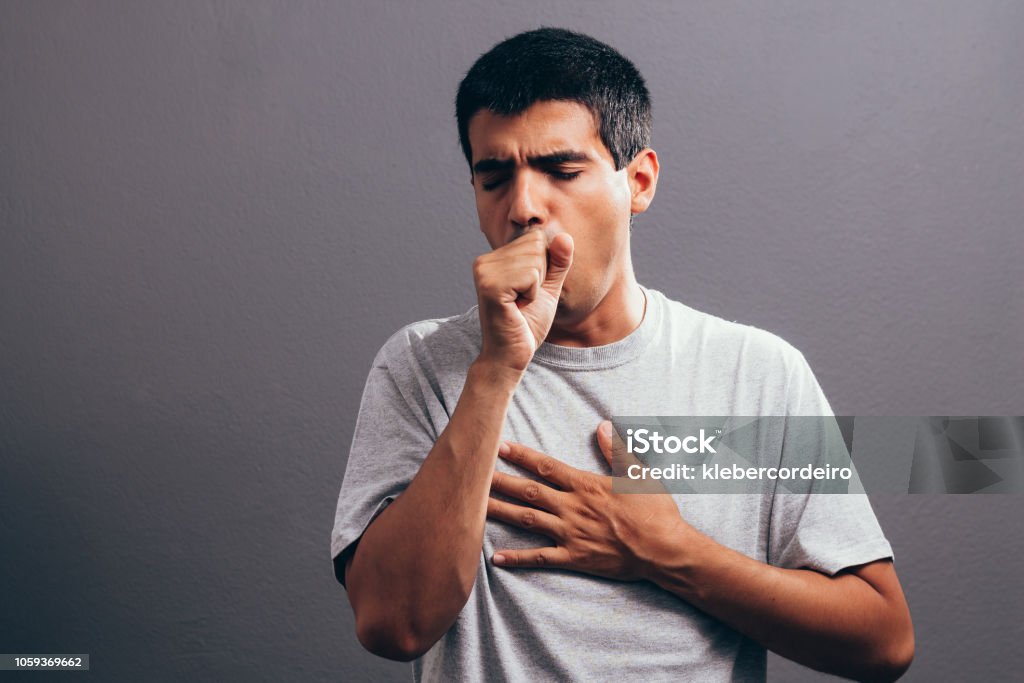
330, 338, 441, 579
766, 350, 894, 575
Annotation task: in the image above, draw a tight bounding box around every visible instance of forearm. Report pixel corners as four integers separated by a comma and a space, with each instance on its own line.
346, 358, 521, 660
644, 526, 913, 681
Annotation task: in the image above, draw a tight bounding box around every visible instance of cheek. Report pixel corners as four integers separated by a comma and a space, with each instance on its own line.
583, 182, 630, 244
569, 201, 628, 285
584, 172, 631, 223
475, 198, 502, 249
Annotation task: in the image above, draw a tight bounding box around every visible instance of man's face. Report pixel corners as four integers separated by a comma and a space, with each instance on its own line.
467, 100, 635, 320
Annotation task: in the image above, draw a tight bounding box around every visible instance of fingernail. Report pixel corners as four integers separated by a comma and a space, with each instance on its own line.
498, 442, 510, 456
600, 421, 612, 439
493, 554, 506, 566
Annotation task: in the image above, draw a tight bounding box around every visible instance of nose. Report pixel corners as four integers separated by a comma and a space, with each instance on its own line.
507, 171, 546, 235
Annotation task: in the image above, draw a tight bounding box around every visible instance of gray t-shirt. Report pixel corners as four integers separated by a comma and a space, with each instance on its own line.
332, 287, 892, 682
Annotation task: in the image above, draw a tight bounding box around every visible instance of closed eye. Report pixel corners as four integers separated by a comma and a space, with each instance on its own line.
481, 176, 509, 191
481, 170, 582, 191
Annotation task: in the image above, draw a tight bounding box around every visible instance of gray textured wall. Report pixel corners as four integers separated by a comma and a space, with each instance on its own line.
2, 1, 1022, 681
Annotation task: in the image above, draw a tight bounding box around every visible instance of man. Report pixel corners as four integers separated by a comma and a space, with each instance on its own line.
332, 27, 913, 682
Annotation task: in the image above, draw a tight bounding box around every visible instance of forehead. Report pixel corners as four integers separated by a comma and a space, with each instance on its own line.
467, 100, 612, 164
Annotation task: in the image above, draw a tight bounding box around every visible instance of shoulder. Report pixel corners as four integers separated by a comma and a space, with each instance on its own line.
656, 290, 807, 362
372, 306, 482, 376
650, 288, 813, 384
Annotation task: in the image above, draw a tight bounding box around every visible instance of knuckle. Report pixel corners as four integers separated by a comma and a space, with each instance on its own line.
521, 510, 537, 527
473, 262, 497, 289
524, 484, 541, 501
534, 551, 547, 566
537, 458, 557, 477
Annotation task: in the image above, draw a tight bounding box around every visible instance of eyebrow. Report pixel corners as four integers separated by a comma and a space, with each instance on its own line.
472, 150, 590, 175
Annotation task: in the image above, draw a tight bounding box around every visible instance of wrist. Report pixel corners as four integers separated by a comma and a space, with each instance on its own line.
469, 356, 526, 391
640, 519, 715, 598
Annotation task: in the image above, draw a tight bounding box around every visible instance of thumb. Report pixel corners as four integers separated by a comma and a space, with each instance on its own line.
541, 232, 574, 295
598, 421, 670, 495
597, 420, 640, 475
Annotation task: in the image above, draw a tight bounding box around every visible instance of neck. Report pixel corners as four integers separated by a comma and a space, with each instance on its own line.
545, 274, 646, 348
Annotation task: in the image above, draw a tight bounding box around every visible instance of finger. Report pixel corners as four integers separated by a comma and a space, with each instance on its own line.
476, 238, 548, 299
596, 420, 643, 476
498, 442, 579, 490
487, 497, 563, 539
491, 470, 563, 512
597, 423, 672, 495
485, 253, 546, 304
520, 266, 542, 305
492, 546, 573, 570
500, 259, 545, 302
479, 236, 546, 275
503, 229, 549, 265
541, 232, 573, 297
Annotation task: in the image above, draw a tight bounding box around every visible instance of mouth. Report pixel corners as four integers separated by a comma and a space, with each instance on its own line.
506, 225, 565, 246
541, 225, 565, 244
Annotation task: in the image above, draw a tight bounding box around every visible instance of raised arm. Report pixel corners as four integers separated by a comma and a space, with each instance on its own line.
341, 230, 573, 661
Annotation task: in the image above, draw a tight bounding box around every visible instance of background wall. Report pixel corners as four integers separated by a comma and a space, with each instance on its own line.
2, 1, 1021, 680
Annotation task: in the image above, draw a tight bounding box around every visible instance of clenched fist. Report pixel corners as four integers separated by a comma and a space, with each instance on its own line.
473, 229, 574, 372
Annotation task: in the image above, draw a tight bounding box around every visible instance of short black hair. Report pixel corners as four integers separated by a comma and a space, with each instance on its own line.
455, 27, 652, 172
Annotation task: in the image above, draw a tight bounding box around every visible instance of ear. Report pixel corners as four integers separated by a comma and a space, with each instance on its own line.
627, 148, 659, 215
